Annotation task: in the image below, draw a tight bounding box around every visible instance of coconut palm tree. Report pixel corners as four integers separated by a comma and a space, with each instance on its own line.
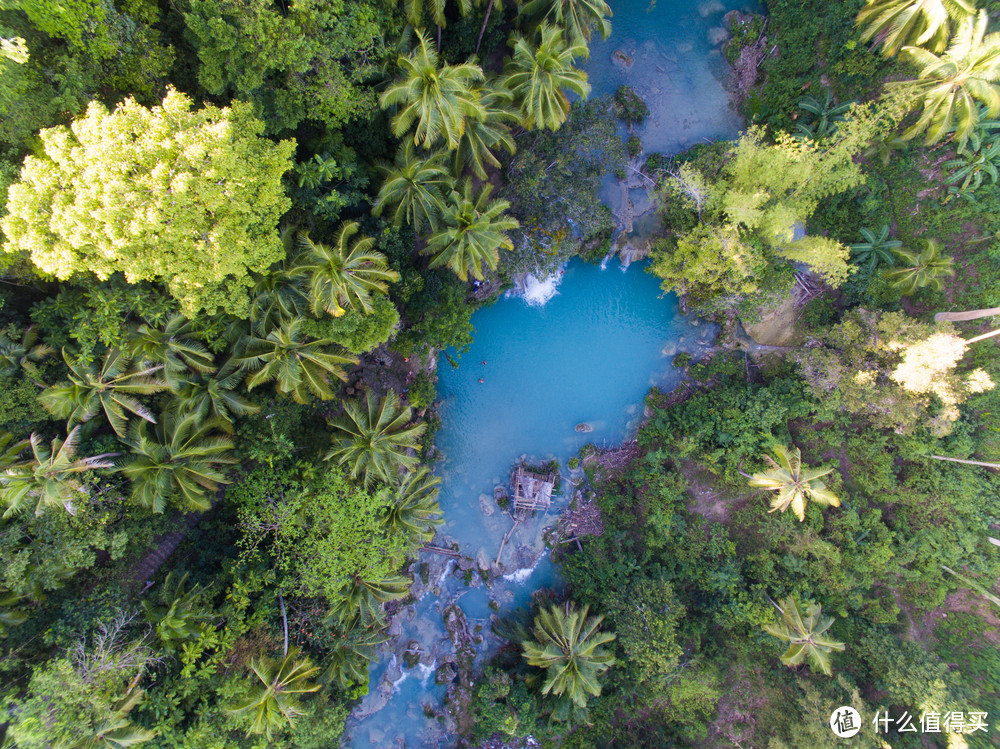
0, 427, 117, 518
887, 238, 956, 294
172, 370, 260, 429
373, 143, 453, 232
142, 571, 214, 654
228, 649, 321, 739
248, 257, 310, 337
125, 315, 216, 380
122, 410, 236, 514
380, 30, 486, 150
857, 0, 974, 56
424, 180, 518, 281
0, 326, 51, 381
748, 444, 841, 522
763, 596, 845, 676
39, 349, 170, 439
384, 467, 444, 545
506, 24, 590, 132
234, 320, 358, 404
325, 390, 425, 487
71, 690, 157, 748
293, 224, 399, 318
521, 0, 611, 46
850, 225, 902, 271
891, 10, 1000, 146
324, 619, 390, 689
327, 573, 413, 626
522, 602, 615, 717
453, 84, 518, 179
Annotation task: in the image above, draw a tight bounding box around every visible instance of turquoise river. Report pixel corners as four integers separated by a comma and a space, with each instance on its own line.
343, 0, 756, 745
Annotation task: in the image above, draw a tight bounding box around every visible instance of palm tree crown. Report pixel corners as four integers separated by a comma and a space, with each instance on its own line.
424, 179, 519, 281
763, 596, 845, 676
857, 0, 975, 56
380, 31, 486, 150
522, 602, 615, 716
887, 238, 956, 294
39, 349, 169, 439
506, 24, 590, 132
228, 649, 321, 739
325, 390, 425, 487
248, 252, 310, 337
453, 83, 518, 179
234, 319, 358, 404
327, 573, 413, 626
0, 427, 116, 518
521, 0, 612, 46
373, 143, 453, 232
748, 444, 840, 522
0, 326, 51, 380
172, 370, 260, 428
293, 224, 399, 318
122, 409, 236, 514
125, 314, 216, 380
384, 467, 444, 545
892, 10, 1000, 146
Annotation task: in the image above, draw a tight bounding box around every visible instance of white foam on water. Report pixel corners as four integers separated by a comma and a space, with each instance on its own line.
521, 272, 561, 306
502, 550, 548, 584
417, 661, 436, 687
436, 560, 454, 587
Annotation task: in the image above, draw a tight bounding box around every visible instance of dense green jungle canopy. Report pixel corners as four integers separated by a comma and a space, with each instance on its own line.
0, 0, 998, 747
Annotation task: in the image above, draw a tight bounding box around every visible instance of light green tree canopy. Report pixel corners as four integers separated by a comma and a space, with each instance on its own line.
796, 309, 993, 436
1, 88, 295, 317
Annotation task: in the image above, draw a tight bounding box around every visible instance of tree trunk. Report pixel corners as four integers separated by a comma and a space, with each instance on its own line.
934, 307, 1000, 322
928, 454, 1000, 469
965, 327, 1000, 345
437, 24, 442, 51
279, 592, 288, 656
474, 0, 494, 56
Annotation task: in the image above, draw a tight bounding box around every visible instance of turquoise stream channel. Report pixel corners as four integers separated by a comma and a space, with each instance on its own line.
343, 1, 754, 745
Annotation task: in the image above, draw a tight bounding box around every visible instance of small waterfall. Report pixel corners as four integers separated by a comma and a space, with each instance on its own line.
519, 272, 561, 306
417, 661, 437, 687
502, 549, 549, 584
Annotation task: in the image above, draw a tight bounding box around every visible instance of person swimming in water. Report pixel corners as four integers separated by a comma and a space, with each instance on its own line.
478, 378, 484, 383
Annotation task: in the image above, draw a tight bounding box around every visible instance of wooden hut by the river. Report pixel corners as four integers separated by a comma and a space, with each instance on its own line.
511, 466, 555, 519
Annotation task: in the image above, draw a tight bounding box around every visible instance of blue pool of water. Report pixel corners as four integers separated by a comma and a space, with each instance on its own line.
433, 259, 711, 549
343, 0, 752, 744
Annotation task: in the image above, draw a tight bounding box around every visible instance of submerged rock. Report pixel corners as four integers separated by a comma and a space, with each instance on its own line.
478, 493, 495, 517
613, 49, 634, 69
435, 662, 457, 686
708, 26, 731, 46
476, 549, 491, 573
698, 0, 725, 16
